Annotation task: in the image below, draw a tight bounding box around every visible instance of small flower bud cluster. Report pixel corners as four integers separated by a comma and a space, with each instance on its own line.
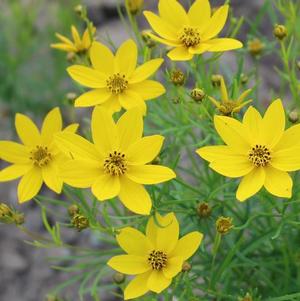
68, 204, 89, 231
0, 202, 25, 225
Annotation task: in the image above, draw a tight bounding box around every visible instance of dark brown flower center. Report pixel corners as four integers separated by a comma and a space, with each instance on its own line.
106, 73, 128, 94
179, 26, 201, 48
103, 151, 127, 176
148, 250, 168, 270
30, 146, 52, 167
248, 144, 271, 167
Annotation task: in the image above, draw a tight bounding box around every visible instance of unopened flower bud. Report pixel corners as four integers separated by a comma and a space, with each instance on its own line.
216, 216, 233, 235
240, 73, 249, 85
68, 204, 80, 217
66, 92, 77, 102
141, 30, 156, 48
126, 0, 144, 15
288, 110, 299, 123
113, 272, 126, 284
182, 261, 192, 272
0, 203, 11, 217
74, 4, 83, 16
197, 202, 212, 218
248, 38, 265, 57
191, 88, 205, 103
170, 69, 185, 86
71, 214, 89, 231
211, 74, 222, 87
273, 24, 287, 40
0, 202, 25, 225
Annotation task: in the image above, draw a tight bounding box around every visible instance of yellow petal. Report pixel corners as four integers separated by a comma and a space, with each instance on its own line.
60, 160, 101, 188
55, 132, 100, 161
55, 33, 73, 45
201, 5, 229, 40
116, 227, 153, 255
214, 115, 250, 152
82, 28, 93, 48
118, 90, 146, 113
236, 167, 265, 201
130, 80, 165, 100
42, 162, 62, 193
129, 58, 163, 84
188, 0, 211, 29
91, 106, 118, 155
147, 270, 172, 293
146, 212, 179, 254
158, 0, 189, 28
50, 43, 76, 52
41, 107, 62, 145
209, 157, 253, 178
18, 167, 43, 203
124, 271, 151, 300
202, 38, 243, 52
261, 99, 285, 148
167, 46, 194, 61
146, 33, 181, 47
89, 41, 114, 74
126, 135, 164, 165
71, 25, 81, 45
101, 95, 122, 113
74, 88, 111, 107
196, 145, 237, 162
67, 65, 107, 88
63, 123, 79, 133
115, 39, 137, 77
0, 141, 30, 164
220, 76, 228, 102
264, 165, 292, 198
271, 147, 300, 171
15, 113, 41, 146
169, 231, 203, 260
117, 108, 143, 151
242, 106, 263, 144
119, 176, 152, 215
0, 164, 31, 181
107, 255, 150, 275
163, 256, 183, 279
188, 42, 212, 54
91, 173, 120, 200
143, 11, 178, 40
274, 124, 300, 151
126, 165, 176, 184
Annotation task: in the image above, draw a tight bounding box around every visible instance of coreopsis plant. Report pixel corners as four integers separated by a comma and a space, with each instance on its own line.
144, 0, 243, 60
67, 39, 165, 112
0, 108, 78, 202
51, 25, 95, 54
54, 107, 175, 214
197, 99, 300, 201
108, 212, 203, 299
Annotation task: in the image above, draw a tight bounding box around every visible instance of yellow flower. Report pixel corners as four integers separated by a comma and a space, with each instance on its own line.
209, 76, 252, 116
196, 99, 300, 201
143, 0, 243, 61
67, 39, 165, 112
0, 108, 79, 203
107, 212, 203, 299
54, 107, 175, 215
51, 25, 95, 54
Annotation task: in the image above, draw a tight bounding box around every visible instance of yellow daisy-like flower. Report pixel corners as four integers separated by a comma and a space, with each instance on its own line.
54, 107, 175, 215
143, 0, 243, 61
107, 212, 203, 299
0, 108, 79, 203
67, 39, 165, 112
196, 99, 300, 201
51, 25, 95, 54
209, 76, 252, 116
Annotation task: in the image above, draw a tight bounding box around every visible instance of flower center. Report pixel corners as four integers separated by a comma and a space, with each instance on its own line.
30, 146, 52, 167
179, 26, 201, 48
148, 250, 168, 270
106, 73, 128, 94
248, 144, 271, 167
103, 151, 127, 176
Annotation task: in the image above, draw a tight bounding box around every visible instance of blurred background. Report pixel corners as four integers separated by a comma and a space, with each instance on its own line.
0, 0, 284, 300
